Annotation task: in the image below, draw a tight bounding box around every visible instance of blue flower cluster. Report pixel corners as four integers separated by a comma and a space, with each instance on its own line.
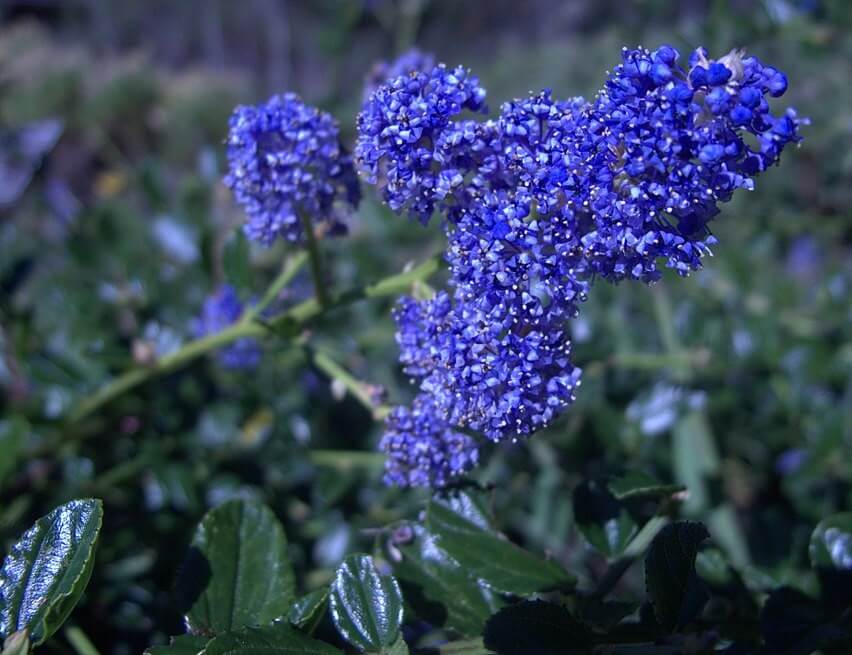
362, 48, 436, 103
359, 46, 804, 487
380, 393, 479, 487
225, 93, 360, 245
193, 285, 260, 370
356, 63, 488, 223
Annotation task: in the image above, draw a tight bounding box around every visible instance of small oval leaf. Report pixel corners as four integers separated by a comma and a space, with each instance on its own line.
388, 523, 502, 636
644, 521, 710, 633
0, 499, 103, 645
204, 624, 341, 655
176, 499, 295, 635
427, 502, 574, 595
288, 588, 329, 633
144, 634, 209, 655
483, 600, 592, 655
329, 554, 403, 652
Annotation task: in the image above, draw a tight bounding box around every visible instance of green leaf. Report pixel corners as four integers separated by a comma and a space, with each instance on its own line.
384, 635, 409, 655
809, 512, 852, 571
432, 487, 493, 530
1, 630, 30, 655
0, 419, 26, 490
607, 473, 684, 501
0, 499, 103, 646
223, 231, 252, 292
482, 600, 592, 655
328, 554, 403, 653
644, 521, 710, 632
426, 502, 575, 595
203, 624, 341, 655
176, 499, 295, 635
572, 480, 637, 559
288, 589, 329, 634
144, 634, 209, 655
388, 524, 502, 636
808, 512, 852, 608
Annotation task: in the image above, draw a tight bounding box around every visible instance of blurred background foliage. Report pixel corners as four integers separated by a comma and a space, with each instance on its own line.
0, 1, 849, 653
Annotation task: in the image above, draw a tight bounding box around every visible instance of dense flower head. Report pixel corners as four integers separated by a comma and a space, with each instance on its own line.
380, 393, 479, 487
356, 63, 488, 224
225, 93, 360, 246
193, 285, 260, 370
367, 45, 804, 485
572, 45, 805, 281
362, 48, 436, 103
393, 288, 583, 441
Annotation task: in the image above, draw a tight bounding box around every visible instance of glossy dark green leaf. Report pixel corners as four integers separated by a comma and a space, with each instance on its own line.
0, 420, 26, 491
288, 588, 329, 633
144, 634, 209, 655
389, 524, 502, 636
203, 624, 341, 655
328, 554, 403, 652
644, 521, 710, 632
176, 499, 295, 635
432, 487, 493, 530
607, 473, 684, 501
809, 512, 852, 571
483, 600, 592, 655
384, 635, 409, 655
572, 480, 637, 558
0, 499, 103, 645
427, 502, 574, 596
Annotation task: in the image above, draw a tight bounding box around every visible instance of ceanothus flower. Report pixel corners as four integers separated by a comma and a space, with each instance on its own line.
193, 285, 260, 370
393, 288, 583, 441
573, 45, 805, 281
356, 63, 487, 223
225, 93, 360, 246
380, 393, 479, 487
362, 49, 436, 103
367, 45, 804, 485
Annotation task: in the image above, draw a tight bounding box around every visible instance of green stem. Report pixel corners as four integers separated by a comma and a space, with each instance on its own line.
65, 625, 102, 655
300, 213, 329, 307
312, 349, 391, 420
66, 254, 443, 426
308, 449, 386, 473
246, 251, 308, 320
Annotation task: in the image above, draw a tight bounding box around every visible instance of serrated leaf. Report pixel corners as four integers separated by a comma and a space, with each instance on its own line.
607, 473, 684, 501
176, 499, 295, 635
426, 502, 574, 596
144, 634, 209, 655
432, 487, 493, 530
572, 480, 637, 558
0, 499, 103, 645
389, 524, 502, 636
482, 600, 592, 655
0, 420, 26, 490
644, 521, 710, 632
203, 624, 341, 655
329, 554, 403, 652
288, 588, 328, 633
